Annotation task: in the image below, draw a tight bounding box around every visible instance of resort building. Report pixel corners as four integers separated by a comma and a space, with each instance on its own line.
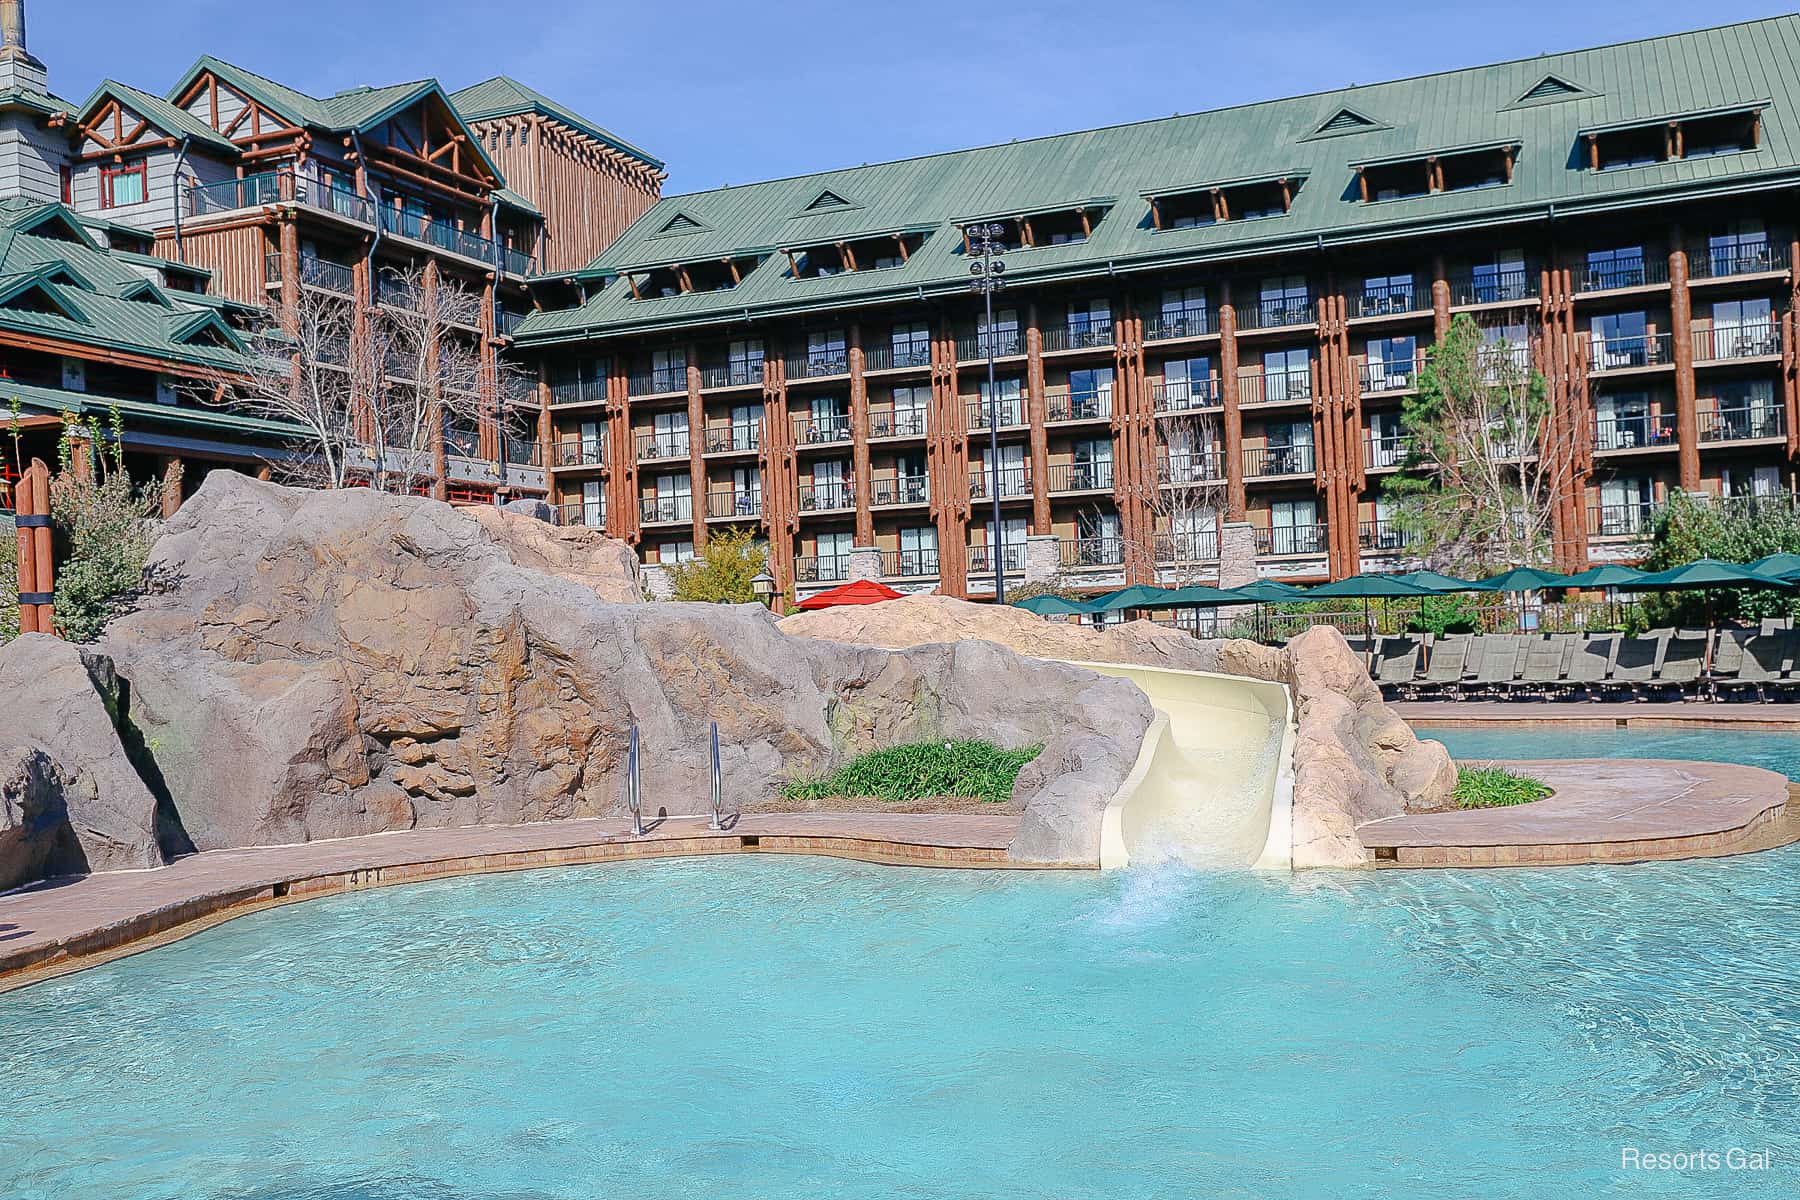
516, 17, 1800, 599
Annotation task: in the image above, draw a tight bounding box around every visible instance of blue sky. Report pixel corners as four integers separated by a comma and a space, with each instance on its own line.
39, 1, 1787, 195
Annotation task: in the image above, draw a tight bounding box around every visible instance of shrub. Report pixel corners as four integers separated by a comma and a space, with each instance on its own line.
1641, 491, 1800, 626
781, 739, 1043, 804
49, 413, 165, 644
1407, 593, 1481, 636
1454, 765, 1549, 809
0, 527, 15, 644
667, 527, 769, 604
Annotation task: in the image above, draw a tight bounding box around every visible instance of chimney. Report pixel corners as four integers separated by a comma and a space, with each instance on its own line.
0, 0, 41, 68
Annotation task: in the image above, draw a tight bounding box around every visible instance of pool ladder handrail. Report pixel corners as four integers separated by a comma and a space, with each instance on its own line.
709, 720, 725, 831
627, 723, 645, 837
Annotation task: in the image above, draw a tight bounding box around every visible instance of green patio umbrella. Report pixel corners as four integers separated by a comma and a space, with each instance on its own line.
1748, 552, 1800, 579
1632, 559, 1794, 590
1087, 584, 1177, 613
1558, 564, 1649, 589
1302, 574, 1438, 645
1221, 580, 1309, 603
1392, 569, 1483, 592
1161, 584, 1247, 607
1012, 594, 1094, 616
1471, 566, 1574, 592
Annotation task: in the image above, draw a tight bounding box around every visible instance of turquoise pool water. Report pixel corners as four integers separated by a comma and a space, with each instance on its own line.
3, 853, 1797, 1198
1435, 726, 1800, 778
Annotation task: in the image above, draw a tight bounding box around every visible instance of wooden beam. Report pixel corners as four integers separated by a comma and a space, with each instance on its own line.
625, 272, 643, 300
837, 241, 857, 271
1077, 208, 1091, 238
1149, 198, 1162, 230
1356, 168, 1369, 203
894, 235, 909, 263
725, 257, 742, 284
1587, 134, 1600, 172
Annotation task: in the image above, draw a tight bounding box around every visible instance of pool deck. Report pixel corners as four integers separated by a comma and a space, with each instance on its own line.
0, 812, 1025, 993
1359, 759, 1800, 868
1395, 700, 1800, 731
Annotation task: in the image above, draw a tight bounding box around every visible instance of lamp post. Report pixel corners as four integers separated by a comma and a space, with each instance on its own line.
751, 569, 776, 609
968, 222, 1008, 603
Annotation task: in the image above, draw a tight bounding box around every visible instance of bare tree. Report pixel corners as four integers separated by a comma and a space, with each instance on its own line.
1386, 312, 1581, 572
1114, 410, 1228, 586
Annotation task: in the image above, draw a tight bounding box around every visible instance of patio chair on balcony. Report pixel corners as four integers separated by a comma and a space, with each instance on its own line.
1640, 630, 1709, 700
1410, 635, 1469, 698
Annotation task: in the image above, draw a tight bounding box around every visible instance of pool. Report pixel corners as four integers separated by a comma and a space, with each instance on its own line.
1434, 726, 1800, 778
3, 853, 1796, 1198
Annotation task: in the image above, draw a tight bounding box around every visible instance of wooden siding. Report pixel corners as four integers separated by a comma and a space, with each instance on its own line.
0, 112, 65, 204
154, 222, 271, 306
474, 114, 660, 273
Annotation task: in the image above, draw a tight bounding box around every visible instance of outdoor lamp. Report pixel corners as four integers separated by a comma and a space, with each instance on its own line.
751, 570, 776, 607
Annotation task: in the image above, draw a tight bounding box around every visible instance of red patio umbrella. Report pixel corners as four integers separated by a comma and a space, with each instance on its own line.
794, 579, 905, 610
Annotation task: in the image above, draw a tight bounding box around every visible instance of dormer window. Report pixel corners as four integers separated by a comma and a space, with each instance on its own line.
1146, 175, 1302, 230
956, 203, 1110, 252
785, 231, 929, 279
1353, 143, 1517, 203
1582, 106, 1764, 171
621, 255, 764, 300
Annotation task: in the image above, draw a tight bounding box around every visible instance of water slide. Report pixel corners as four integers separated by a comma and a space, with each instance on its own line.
1065, 662, 1296, 871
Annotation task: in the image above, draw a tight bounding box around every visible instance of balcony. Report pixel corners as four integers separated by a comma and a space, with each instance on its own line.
1243, 444, 1315, 478
557, 501, 606, 529
797, 481, 855, 513
795, 554, 850, 584
1360, 357, 1423, 394
1237, 300, 1315, 331
969, 466, 1032, 499
1365, 435, 1412, 470
1238, 369, 1312, 407
864, 342, 933, 372
640, 495, 693, 525
882, 548, 940, 578
554, 437, 607, 468
954, 329, 1024, 361
1692, 322, 1781, 363
1589, 332, 1673, 372
869, 474, 930, 506
1593, 414, 1677, 452
1476, 343, 1532, 378
1688, 240, 1791, 281
1255, 524, 1327, 556
965, 398, 1027, 431
503, 439, 543, 469
628, 367, 688, 396
1699, 405, 1787, 443
1160, 451, 1224, 483
1155, 530, 1220, 562
266, 252, 356, 294
1352, 283, 1420, 318
1060, 537, 1124, 569
793, 412, 852, 446
701, 361, 765, 389
188, 171, 284, 216
967, 542, 1027, 574
868, 410, 927, 439
1046, 461, 1114, 494
786, 349, 850, 380
1358, 520, 1412, 551
1587, 502, 1656, 538
703, 423, 761, 454
548, 379, 608, 406
1449, 269, 1537, 307
1576, 257, 1669, 293
1040, 321, 1114, 353
635, 432, 690, 462
496, 308, 531, 338
299, 183, 377, 227
706, 488, 763, 519
1152, 379, 1223, 418
1144, 311, 1215, 341
1044, 389, 1112, 422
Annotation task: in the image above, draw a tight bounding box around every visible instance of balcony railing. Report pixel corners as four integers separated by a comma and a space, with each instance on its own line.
188, 171, 284, 216
706, 488, 763, 519
300, 182, 377, 226
1576, 257, 1669, 293
1360, 357, 1423, 394
496, 308, 531, 337
1255, 524, 1328, 556
795, 554, 850, 583
267, 252, 356, 294
1046, 461, 1113, 493
1144, 310, 1215, 340
1060, 537, 1124, 568
1044, 389, 1112, 422
1365, 435, 1411, 469
1692, 322, 1781, 362
1589, 332, 1673, 371
557, 502, 606, 529
965, 398, 1027, 430
635, 432, 690, 461
967, 542, 1027, 574
1358, 520, 1412, 551
1243, 444, 1315, 477
969, 466, 1032, 499
954, 329, 1024, 360
1477, 343, 1532, 378
869, 474, 930, 506
1699, 405, 1787, 443
1237, 300, 1314, 331
703, 423, 761, 454
864, 342, 933, 371
640, 495, 693, 525
1152, 378, 1222, 413
1352, 283, 1420, 318
868, 410, 927, 439
1160, 451, 1224, 483
1449, 269, 1536, 307
1238, 369, 1313, 406
555, 437, 607, 468
786, 349, 850, 380
1155, 530, 1220, 562
797, 481, 855, 512
503, 439, 543, 468
500, 244, 534, 277
443, 426, 481, 459
627, 367, 686, 396
548, 379, 607, 406
1587, 502, 1656, 538
793, 413, 852, 445
1593, 414, 1677, 451
1688, 239, 1790, 281
1041, 321, 1114, 352
882, 548, 940, 578
700, 361, 765, 389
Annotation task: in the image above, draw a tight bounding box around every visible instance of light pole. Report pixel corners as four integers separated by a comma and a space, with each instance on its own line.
968, 223, 1008, 603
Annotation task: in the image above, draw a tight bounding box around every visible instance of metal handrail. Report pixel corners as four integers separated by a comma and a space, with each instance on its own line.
627, 724, 644, 837
708, 721, 726, 831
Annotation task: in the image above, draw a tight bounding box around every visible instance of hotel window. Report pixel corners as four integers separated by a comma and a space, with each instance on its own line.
1161, 357, 1214, 409
1471, 252, 1528, 304
1259, 277, 1310, 326
1159, 286, 1209, 334
730, 402, 763, 451
1068, 299, 1112, 344
806, 329, 847, 373
1598, 477, 1654, 534
979, 377, 1025, 426
1366, 337, 1417, 390
1261, 348, 1311, 402
727, 338, 764, 385
100, 162, 147, 209
1707, 221, 1771, 277
978, 308, 1019, 355
892, 322, 931, 366
1708, 298, 1775, 357
816, 530, 853, 565
657, 540, 695, 564
1270, 500, 1321, 554
1068, 368, 1114, 417
1720, 464, 1782, 498
892, 385, 929, 436
1589, 312, 1649, 367
1585, 247, 1647, 291
1594, 391, 1653, 450
1361, 274, 1414, 315
581, 480, 604, 527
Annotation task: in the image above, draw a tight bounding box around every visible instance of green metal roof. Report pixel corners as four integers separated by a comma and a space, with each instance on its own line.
77, 79, 238, 153
3, 377, 303, 440
518, 16, 1800, 344
493, 185, 542, 217
450, 75, 664, 171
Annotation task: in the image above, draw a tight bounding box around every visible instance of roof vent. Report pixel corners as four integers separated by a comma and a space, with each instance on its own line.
1515, 74, 1588, 105
1307, 107, 1385, 139
804, 189, 851, 211
656, 211, 704, 234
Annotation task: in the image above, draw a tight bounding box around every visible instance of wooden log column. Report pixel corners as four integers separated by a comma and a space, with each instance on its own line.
15, 459, 53, 635
423, 261, 448, 500
686, 344, 707, 547
757, 356, 797, 600
1785, 238, 1800, 464
159, 456, 184, 518
607, 357, 637, 543
1313, 294, 1353, 578
478, 278, 501, 463
1218, 295, 1246, 521
1025, 304, 1050, 534
1112, 302, 1155, 585
1668, 233, 1701, 491
1430, 254, 1451, 341
927, 326, 969, 598
535, 365, 553, 482
1537, 268, 1590, 572
849, 325, 873, 545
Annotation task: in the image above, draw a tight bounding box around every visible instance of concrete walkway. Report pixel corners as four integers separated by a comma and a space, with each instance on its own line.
1359, 759, 1797, 867
1396, 701, 1800, 729
0, 812, 1024, 991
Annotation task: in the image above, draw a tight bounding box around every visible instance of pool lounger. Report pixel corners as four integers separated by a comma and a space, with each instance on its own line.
1563, 633, 1619, 701
1410, 635, 1470, 698
1639, 631, 1708, 700
1599, 632, 1667, 701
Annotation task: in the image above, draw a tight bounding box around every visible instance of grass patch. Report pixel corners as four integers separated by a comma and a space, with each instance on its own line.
781, 739, 1043, 805
1454, 765, 1550, 809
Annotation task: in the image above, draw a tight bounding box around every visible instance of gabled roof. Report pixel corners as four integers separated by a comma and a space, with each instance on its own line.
518, 16, 1800, 344
493, 186, 541, 217
450, 75, 663, 171
0, 84, 72, 119
167, 55, 324, 128
77, 79, 239, 154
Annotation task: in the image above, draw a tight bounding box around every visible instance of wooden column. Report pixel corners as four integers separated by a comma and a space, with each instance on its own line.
927, 325, 968, 598
1430, 254, 1451, 340
277, 217, 300, 329
848, 324, 873, 544
535, 365, 553, 483
423, 261, 447, 500
607, 357, 636, 543
1668, 234, 1701, 490
1113, 301, 1154, 585
14, 458, 49, 635
478, 278, 500, 462
1312, 296, 1342, 578
757, 356, 796, 598
1025, 303, 1051, 534
159, 456, 184, 518
1218, 296, 1246, 521
351, 257, 375, 446
686, 343, 707, 546
1785, 238, 1800, 464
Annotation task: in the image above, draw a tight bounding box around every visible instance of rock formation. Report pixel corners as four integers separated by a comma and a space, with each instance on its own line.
783, 595, 1457, 867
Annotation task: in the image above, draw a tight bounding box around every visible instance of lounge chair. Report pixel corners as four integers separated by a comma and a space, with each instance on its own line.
1467, 634, 1523, 698
1715, 630, 1786, 701
1564, 633, 1620, 700
1372, 636, 1423, 699
1706, 628, 1751, 698
1603, 632, 1668, 700
1412, 635, 1470, 698
1642, 630, 1708, 700
1506, 634, 1573, 699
